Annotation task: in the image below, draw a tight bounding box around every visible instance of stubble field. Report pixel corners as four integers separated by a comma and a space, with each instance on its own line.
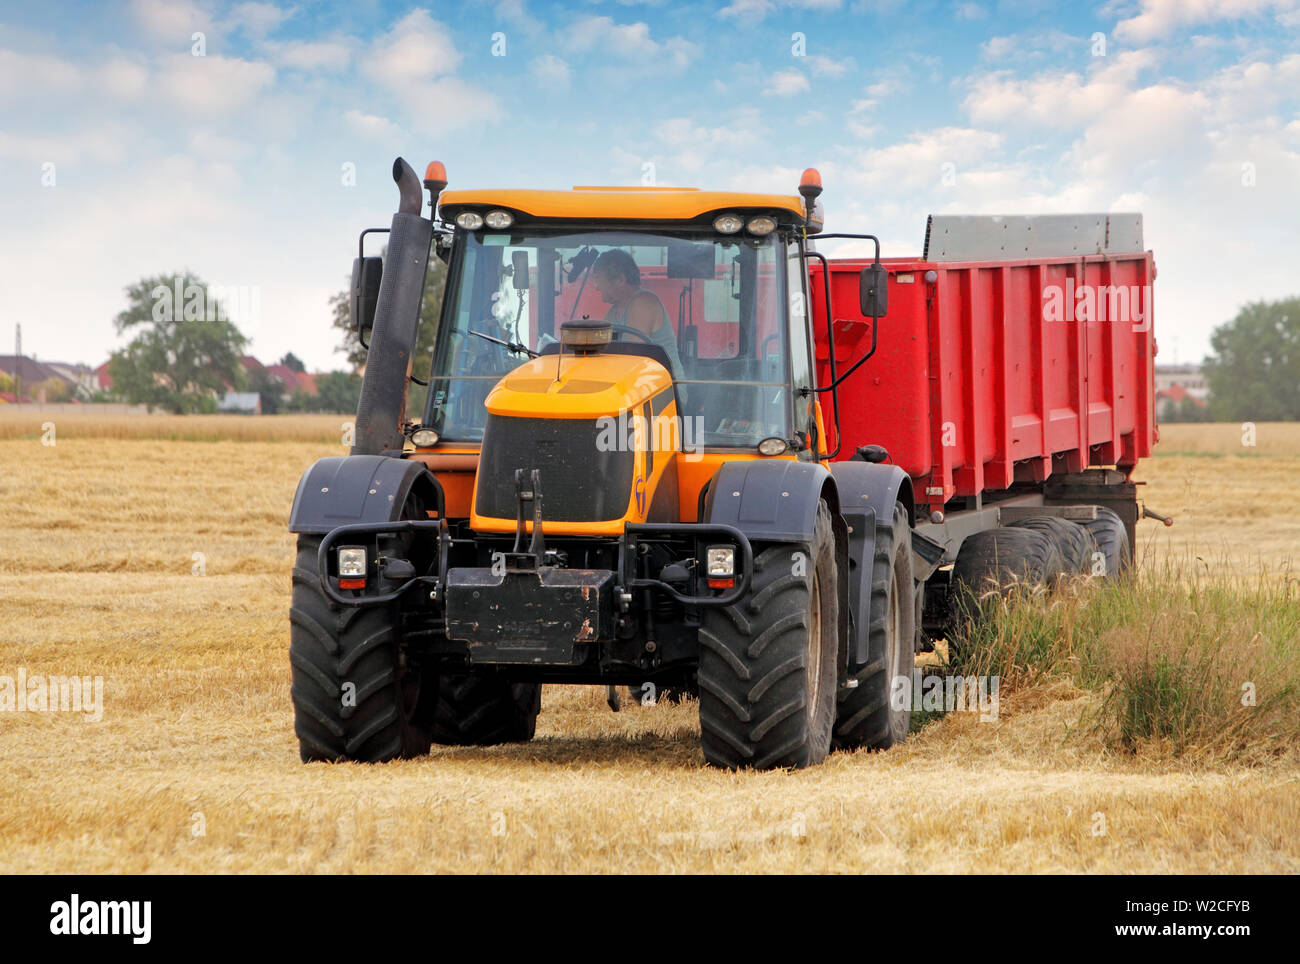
0, 414, 1296, 873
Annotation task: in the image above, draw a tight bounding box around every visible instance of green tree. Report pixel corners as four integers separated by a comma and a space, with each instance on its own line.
247, 364, 285, 415
1203, 297, 1300, 421
108, 273, 248, 414
279, 352, 306, 374
312, 371, 363, 413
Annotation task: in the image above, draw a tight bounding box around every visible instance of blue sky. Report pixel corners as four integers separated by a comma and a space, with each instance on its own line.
3, 0, 1299, 371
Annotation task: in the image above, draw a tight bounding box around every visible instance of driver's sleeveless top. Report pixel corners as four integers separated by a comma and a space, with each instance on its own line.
606, 289, 684, 379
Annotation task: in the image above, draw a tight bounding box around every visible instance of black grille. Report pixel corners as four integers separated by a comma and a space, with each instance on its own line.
475, 415, 634, 522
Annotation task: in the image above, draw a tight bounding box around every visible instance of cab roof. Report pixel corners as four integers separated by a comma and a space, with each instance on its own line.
437, 186, 806, 224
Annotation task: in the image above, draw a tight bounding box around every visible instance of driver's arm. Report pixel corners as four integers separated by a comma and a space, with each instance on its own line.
625, 291, 665, 337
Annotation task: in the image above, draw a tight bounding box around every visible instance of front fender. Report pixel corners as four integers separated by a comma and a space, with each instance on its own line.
702, 459, 836, 543
288, 455, 442, 534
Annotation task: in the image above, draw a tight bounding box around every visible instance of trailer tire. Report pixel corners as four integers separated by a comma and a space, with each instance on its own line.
432, 675, 541, 745
697, 502, 839, 770
1080, 506, 1131, 578
289, 536, 434, 763
949, 526, 1063, 637
1008, 515, 1092, 575
834, 501, 915, 751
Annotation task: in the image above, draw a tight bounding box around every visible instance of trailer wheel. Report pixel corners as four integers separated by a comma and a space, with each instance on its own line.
949, 526, 1063, 641
289, 535, 434, 763
697, 502, 839, 770
432, 674, 541, 746
834, 501, 915, 751
1008, 515, 1092, 575
1080, 506, 1131, 578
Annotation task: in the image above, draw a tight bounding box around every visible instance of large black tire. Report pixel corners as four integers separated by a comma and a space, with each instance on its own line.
949, 526, 1064, 640
1008, 515, 1092, 575
697, 502, 839, 770
834, 501, 915, 750
432, 674, 541, 745
289, 536, 434, 763
1080, 506, 1131, 578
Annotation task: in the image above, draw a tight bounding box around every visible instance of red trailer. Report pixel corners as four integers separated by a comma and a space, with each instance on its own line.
805, 214, 1157, 575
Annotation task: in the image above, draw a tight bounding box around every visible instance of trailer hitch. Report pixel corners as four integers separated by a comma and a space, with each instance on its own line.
1142, 505, 1174, 527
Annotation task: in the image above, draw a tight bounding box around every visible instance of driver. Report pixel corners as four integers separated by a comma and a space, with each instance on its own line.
591, 249, 684, 379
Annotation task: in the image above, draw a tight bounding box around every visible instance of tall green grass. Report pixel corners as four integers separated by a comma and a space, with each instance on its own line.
946, 559, 1300, 762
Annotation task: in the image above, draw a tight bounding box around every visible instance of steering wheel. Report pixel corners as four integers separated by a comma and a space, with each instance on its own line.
608, 323, 654, 344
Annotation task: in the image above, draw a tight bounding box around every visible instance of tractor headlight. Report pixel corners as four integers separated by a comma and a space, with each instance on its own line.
338, 546, 367, 578
706, 546, 735, 577
483, 209, 514, 229
455, 211, 484, 230
757, 436, 788, 456
411, 428, 440, 447
712, 213, 744, 234
746, 216, 777, 236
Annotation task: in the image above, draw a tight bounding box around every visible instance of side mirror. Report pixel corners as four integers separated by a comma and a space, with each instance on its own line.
350, 256, 383, 334
860, 262, 888, 318
511, 250, 530, 291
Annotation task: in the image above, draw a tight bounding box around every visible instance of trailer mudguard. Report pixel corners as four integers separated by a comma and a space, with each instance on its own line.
703, 459, 850, 669
288, 455, 442, 534
829, 461, 914, 665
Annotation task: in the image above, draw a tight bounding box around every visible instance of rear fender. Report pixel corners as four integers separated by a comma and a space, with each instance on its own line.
829, 461, 914, 665
702, 459, 850, 672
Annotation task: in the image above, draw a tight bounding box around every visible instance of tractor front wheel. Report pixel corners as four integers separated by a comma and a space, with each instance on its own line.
289, 535, 434, 763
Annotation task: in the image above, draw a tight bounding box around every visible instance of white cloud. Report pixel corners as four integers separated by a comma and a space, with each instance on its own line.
99, 58, 149, 99
361, 10, 496, 130
343, 109, 407, 141
531, 54, 571, 88
272, 40, 352, 72
1115, 0, 1299, 43
157, 53, 275, 115
0, 49, 81, 100
229, 2, 291, 37
766, 68, 811, 96
955, 2, 986, 19
130, 0, 215, 43
364, 9, 461, 86
805, 54, 854, 76
565, 16, 697, 70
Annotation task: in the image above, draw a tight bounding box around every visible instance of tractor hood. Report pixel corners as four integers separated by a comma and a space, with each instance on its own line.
484, 351, 673, 420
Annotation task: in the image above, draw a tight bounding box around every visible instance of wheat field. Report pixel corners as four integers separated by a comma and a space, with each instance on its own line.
0, 419, 1296, 873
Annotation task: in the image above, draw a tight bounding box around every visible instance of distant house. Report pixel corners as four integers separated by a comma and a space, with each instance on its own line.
1155, 365, 1210, 418
219, 392, 262, 415
0, 354, 77, 402
95, 361, 114, 391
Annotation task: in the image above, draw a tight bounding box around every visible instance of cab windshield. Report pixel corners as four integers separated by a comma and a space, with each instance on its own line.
423, 228, 802, 449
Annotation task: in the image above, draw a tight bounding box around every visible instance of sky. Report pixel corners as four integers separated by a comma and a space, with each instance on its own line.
2, 0, 1298, 372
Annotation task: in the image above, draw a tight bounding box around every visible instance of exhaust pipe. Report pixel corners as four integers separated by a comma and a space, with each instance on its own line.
351, 157, 434, 456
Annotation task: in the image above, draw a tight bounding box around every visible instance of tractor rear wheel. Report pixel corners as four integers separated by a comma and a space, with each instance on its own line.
697, 502, 839, 770
289, 535, 434, 763
432, 674, 541, 746
834, 501, 915, 751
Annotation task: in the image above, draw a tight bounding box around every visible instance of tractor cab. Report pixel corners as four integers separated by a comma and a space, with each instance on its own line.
423, 191, 819, 458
